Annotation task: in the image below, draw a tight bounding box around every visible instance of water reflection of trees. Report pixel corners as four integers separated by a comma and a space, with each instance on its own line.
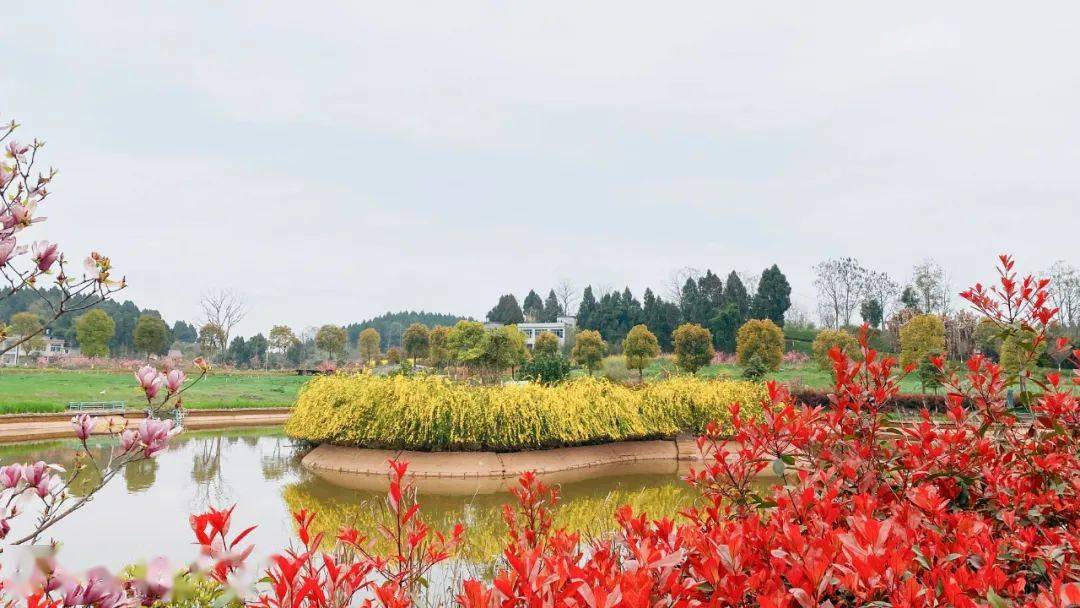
280, 475, 695, 560
260, 437, 296, 481
124, 458, 158, 492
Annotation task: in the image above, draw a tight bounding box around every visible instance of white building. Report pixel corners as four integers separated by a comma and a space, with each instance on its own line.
516, 316, 577, 349
1, 334, 76, 366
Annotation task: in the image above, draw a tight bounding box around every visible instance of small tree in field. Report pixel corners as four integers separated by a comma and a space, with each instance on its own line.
623, 324, 659, 381
571, 330, 606, 376
812, 328, 860, 372
673, 323, 714, 374
268, 325, 299, 367
133, 314, 169, 358
402, 323, 430, 363
75, 309, 115, 358
315, 325, 346, 360
427, 325, 450, 369
735, 318, 784, 373
358, 327, 381, 363
534, 331, 560, 357
8, 311, 45, 354
899, 314, 946, 392
198, 322, 227, 361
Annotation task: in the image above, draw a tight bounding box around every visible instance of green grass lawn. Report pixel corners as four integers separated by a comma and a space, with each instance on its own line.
0, 370, 311, 414
578, 356, 939, 394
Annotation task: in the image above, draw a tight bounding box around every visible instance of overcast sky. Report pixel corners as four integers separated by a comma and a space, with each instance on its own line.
2, 2, 1078, 336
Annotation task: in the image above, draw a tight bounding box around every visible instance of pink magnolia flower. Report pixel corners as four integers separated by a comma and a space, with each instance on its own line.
165, 369, 185, 394
134, 365, 164, 400
120, 428, 139, 453
137, 417, 177, 457
22, 461, 52, 497
61, 568, 125, 608
0, 463, 23, 489
71, 414, 96, 441
0, 237, 25, 266
30, 240, 59, 272
5, 140, 29, 161
8, 203, 44, 229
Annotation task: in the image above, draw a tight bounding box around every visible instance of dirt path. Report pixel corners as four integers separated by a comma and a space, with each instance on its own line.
0, 408, 291, 443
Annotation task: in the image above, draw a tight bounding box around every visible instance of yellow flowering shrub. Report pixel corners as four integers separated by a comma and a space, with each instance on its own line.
285, 375, 765, 451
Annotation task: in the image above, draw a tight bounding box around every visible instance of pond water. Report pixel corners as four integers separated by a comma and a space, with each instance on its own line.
0, 428, 697, 578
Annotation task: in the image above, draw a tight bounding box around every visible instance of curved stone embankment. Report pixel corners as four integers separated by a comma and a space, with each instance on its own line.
0, 408, 291, 443
300, 436, 746, 494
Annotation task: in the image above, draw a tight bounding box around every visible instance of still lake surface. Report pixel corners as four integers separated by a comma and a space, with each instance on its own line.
0, 428, 697, 578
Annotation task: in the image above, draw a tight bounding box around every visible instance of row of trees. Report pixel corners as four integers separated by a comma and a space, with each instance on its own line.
483, 266, 793, 355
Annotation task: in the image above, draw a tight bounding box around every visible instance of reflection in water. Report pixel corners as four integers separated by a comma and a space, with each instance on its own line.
0, 429, 694, 574
124, 458, 157, 493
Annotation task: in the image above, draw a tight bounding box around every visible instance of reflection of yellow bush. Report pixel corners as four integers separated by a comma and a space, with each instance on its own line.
281, 478, 695, 560
286, 375, 765, 451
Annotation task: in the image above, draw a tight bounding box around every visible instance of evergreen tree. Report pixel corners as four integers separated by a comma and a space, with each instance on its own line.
577, 286, 599, 330
622, 287, 643, 333
227, 336, 250, 367
522, 290, 544, 322
542, 289, 563, 322
486, 294, 524, 325
723, 271, 750, 321
900, 286, 921, 312
697, 270, 724, 310
710, 303, 742, 352
248, 333, 269, 367
642, 288, 682, 352
751, 264, 792, 326
860, 298, 884, 329
171, 321, 199, 343
680, 278, 710, 326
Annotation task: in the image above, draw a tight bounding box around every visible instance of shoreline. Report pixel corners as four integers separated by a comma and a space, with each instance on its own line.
0, 407, 292, 443
301, 436, 712, 480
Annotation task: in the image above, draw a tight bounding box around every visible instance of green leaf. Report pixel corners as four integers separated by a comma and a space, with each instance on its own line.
986, 589, 1009, 608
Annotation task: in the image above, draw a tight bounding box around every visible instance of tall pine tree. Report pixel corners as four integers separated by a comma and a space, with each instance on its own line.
751, 264, 792, 326
542, 289, 563, 322
723, 271, 750, 322
522, 290, 544, 321
577, 286, 599, 330
486, 294, 524, 325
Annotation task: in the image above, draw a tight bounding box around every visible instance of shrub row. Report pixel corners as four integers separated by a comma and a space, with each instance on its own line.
285, 375, 766, 452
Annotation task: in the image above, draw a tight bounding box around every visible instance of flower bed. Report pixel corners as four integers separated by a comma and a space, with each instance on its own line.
285, 375, 765, 451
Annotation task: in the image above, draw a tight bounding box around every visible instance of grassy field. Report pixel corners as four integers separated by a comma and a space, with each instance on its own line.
579, 356, 939, 394
0, 370, 310, 414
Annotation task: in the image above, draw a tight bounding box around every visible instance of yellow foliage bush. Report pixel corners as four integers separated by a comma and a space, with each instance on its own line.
285, 375, 766, 451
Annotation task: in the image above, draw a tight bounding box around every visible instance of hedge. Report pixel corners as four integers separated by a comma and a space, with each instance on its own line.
285, 375, 766, 452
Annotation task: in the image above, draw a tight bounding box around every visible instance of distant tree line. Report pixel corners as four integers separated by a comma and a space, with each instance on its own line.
345, 311, 467, 351
485, 265, 792, 353
0, 286, 199, 358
